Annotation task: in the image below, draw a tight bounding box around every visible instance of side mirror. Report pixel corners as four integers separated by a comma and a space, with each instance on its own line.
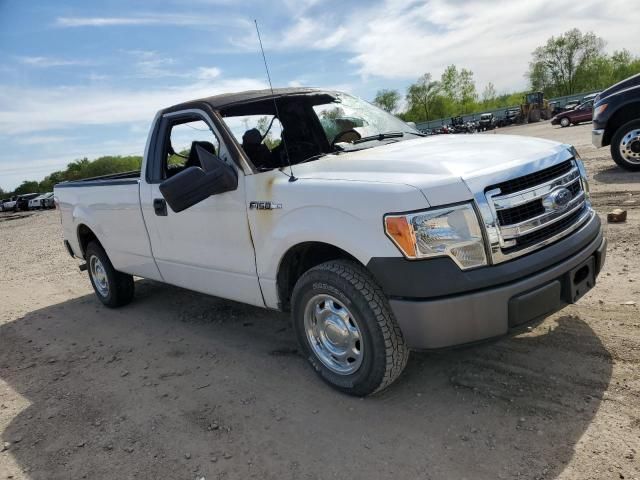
406, 121, 417, 129
159, 147, 238, 213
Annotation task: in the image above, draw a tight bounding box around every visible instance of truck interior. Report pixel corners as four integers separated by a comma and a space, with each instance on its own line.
220, 93, 335, 170
219, 92, 420, 171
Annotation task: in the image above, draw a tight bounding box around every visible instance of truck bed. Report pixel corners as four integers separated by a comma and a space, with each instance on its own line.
55, 171, 140, 188
54, 171, 162, 281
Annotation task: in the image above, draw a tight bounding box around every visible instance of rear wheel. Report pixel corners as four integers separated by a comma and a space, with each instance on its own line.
291, 260, 409, 396
529, 109, 541, 123
611, 119, 640, 171
86, 241, 134, 308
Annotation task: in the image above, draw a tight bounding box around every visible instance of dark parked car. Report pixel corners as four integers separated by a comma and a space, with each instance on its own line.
478, 113, 496, 131
562, 100, 581, 112
42, 192, 56, 209
498, 108, 520, 127
592, 73, 640, 171
15, 193, 39, 211
551, 100, 593, 127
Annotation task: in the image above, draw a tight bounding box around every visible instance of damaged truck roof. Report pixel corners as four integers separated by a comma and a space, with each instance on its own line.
162, 87, 339, 114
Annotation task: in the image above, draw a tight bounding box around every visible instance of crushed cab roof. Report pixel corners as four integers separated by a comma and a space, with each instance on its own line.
162, 87, 339, 113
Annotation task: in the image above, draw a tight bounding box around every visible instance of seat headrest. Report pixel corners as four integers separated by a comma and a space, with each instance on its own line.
242, 128, 262, 146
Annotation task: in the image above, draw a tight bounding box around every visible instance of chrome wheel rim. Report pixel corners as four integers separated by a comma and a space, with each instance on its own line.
89, 255, 109, 297
560, 118, 569, 127
303, 294, 363, 375
619, 128, 640, 165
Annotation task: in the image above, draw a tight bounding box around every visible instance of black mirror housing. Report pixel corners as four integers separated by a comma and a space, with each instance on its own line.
159, 149, 238, 213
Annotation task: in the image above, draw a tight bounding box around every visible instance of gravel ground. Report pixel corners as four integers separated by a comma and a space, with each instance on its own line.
1, 121, 639, 480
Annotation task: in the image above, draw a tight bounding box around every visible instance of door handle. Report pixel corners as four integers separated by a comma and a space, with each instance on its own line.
153, 198, 167, 216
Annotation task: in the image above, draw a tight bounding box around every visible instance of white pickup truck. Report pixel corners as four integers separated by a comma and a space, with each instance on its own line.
55, 88, 606, 395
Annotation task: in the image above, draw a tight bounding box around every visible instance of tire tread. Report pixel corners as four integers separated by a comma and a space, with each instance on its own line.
294, 260, 409, 395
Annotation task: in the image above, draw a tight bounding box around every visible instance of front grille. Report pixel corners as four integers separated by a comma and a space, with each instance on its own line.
497, 200, 544, 225
504, 205, 587, 253
567, 180, 580, 196
488, 160, 573, 195
485, 158, 590, 261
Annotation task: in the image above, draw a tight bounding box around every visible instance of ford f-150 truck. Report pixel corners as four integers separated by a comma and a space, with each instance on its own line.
55, 88, 606, 396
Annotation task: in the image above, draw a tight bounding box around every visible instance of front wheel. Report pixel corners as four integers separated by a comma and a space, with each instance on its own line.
560, 117, 570, 127
291, 260, 409, 396
611, 119, 640, 171
86, 241, 134, 308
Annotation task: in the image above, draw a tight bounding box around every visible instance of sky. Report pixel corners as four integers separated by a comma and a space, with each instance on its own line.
0, 0, 639, 191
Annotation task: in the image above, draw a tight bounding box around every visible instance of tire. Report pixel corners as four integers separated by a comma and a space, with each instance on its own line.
611, 119, 640, 171
291, 260, 409, 396
560, 117, 570, 128
529, 109, 541, 123
85, 241, 134, 308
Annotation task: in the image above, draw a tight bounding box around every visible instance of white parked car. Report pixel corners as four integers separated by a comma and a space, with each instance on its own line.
55, 88, 606, 395
29, 194, 45, 209
28, 192, 54, 209
2, 197, 17, 212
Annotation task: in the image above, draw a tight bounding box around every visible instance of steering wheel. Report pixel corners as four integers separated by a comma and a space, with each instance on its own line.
331, 129, 361, 149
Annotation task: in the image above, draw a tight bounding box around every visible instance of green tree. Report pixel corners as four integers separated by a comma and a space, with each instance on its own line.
458, 68, 477, 113
436, 65, 477, 113
528, 29, 605, 96
405, 73, 441, 121
373, 89, 401, 113
440, 65, 459, 101
14, 180, 40, 195
482, 82, 497, 105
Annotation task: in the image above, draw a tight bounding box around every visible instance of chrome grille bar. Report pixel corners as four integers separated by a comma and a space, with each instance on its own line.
481, 158, 592, 263
499, 191, 586, 239
492, 168, 580, 210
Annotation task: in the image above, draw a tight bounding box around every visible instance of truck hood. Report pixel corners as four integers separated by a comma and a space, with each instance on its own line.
293, 134, 571, 205
598, 73, 640, 102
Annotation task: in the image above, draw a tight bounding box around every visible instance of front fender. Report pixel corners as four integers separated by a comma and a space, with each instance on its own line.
256, 205, 401, 281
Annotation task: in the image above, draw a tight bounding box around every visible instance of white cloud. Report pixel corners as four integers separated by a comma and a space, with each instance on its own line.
17, 56, 94, 68
125, 50, 177, 78
0, 77, 266, 135
54, 14, 248, 29
122, 51, 223, 81
197, 67, 222, 80
0, 74, 261, 189
271, 0, 640, 92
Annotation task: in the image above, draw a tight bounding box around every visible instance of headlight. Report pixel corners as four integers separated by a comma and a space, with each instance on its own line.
574, 156, 590, 199
593, 103, 607, 119
384, 203, 488, 269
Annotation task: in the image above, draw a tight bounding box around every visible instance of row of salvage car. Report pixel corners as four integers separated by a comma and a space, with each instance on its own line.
0, 192, 55, 212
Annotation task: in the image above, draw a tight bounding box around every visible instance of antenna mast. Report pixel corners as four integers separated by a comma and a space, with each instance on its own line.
254, 19, 296, 182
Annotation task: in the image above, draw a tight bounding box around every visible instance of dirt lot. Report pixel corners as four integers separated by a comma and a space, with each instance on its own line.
1, 122, 639, 480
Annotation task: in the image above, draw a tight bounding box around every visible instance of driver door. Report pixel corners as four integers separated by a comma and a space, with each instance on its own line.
139, 109, 264, 307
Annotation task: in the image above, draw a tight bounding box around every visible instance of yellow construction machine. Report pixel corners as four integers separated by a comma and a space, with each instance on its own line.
519, 91, 552, 123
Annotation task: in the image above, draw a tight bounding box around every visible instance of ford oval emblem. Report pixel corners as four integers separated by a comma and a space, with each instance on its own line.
543, 187, 572, 211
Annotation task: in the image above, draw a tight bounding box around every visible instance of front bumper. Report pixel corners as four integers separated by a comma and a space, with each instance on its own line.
592, 128, 605, 148
386, 223, 606, 350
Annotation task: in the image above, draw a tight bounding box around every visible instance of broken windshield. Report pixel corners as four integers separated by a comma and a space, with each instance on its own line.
313, 93, 420, 145
220, 92, 420, 171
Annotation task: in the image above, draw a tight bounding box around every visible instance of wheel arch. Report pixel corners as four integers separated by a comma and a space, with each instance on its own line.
603, 101, 640, 146
276, 241, 363, 311
76, 223, 103, 259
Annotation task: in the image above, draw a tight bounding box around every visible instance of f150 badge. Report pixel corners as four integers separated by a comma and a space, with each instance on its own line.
249, 201, 282, 210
